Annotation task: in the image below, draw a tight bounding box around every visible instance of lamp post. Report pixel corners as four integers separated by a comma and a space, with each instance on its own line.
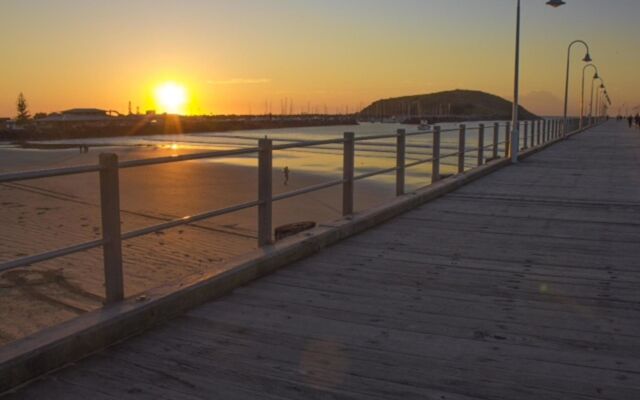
580, 64, 598, 128
511, 0, 566, 163
589, 75, 602, 125
562, 40, 592, 136
601, 88, 611, 118
595, 82, 604, 120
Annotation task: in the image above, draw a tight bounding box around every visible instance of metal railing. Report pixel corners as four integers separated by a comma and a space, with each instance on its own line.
0, 117, 592, 304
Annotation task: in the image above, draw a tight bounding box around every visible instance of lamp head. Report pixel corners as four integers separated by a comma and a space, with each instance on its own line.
600, 84, 605, 89
583, 53, 592, 63
593, 72, 599, 79
546, 0, 566, 7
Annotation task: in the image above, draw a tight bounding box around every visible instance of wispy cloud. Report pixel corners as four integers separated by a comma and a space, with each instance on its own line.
207, 78, 271, 85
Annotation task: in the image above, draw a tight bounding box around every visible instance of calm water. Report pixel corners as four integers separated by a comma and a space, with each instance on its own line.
6, 121, 515, 189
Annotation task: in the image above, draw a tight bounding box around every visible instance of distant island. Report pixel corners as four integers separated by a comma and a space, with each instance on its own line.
359, 89, 539, 123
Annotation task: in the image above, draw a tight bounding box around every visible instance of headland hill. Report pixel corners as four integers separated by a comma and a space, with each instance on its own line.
360, 89, 539, 123
1, 89, 538, 142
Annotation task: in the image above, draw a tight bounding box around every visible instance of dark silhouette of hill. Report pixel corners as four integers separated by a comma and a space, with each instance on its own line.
360, 89, 539, 122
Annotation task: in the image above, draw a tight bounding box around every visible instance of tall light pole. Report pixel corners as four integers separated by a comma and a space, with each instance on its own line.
581, 64, 598, 128
601, 88, 611, 118
588, 74, 601, 125
511, 0, 566, 163
562, 40, 592, 136
595, 82, 604, 119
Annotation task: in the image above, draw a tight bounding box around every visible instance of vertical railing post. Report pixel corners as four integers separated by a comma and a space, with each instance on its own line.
99, 153, 124, 304
477, 124, 485, 166
258, 138, 273, 246
543, 120, 547, 143
537, 120, 541, 145
432, 126, 440, 184
523, 121, 528, 149
396, 129, 406, 196
342, 132, 355, 216
457, 124, 466, 174
505, 122, 511, 158
492, 122, 499, 160
531, 121, 535, 147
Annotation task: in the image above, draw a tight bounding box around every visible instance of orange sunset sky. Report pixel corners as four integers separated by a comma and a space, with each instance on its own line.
1, 0, 639, 117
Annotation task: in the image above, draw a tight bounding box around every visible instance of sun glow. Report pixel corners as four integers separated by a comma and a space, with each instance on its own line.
154, 82, 188, 114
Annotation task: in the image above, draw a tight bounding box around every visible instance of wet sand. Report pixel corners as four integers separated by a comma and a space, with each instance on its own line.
0, 145, 395, 345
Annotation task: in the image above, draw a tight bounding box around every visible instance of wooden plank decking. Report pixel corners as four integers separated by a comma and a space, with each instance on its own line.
4, 122, 640, 399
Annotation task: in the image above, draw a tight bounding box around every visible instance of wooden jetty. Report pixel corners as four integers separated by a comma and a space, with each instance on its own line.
2, 122, 640, 399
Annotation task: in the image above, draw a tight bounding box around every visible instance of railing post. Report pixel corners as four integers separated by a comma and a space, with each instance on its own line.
432, 126, 440, 183
537, 120, 541, 145
457, 124, 466, 173
492, 122, 500, 160
505, 122, 511, 158
258, 138, 273, 246
99, 153, 124, 304
492, 122, 499, 160
396, 129, 406, 196
477, 124, 484, 166
342, 132, 355, 216
531, 121, 536, 147
543, 120, 547, 142
523, 121, 528, 150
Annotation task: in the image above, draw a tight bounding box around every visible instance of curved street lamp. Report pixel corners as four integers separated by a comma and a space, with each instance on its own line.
562, 40, 592, 136
511, 0, 565, 163
581, 64, 598, 128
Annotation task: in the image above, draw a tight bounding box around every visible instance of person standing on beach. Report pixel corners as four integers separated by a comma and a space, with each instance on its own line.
283, 166, 290, 186
628, 116, 633, 128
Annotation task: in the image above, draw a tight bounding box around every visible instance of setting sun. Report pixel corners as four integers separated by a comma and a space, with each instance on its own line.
154, 82, 188, 115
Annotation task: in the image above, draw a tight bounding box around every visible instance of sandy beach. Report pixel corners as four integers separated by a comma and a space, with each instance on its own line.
0, 143, 396, 346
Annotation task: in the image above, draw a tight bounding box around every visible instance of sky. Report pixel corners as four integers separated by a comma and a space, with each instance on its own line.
1, 0, 639, 117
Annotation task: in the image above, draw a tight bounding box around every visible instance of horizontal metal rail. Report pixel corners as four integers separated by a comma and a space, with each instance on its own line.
118, 147, 259, 169
404, 156, 435, 169
0, 238, 105, 273
121, 200, 260, 241
0, 164, 102, 184
354, 166, 398, 181
272, 179, 344, 202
